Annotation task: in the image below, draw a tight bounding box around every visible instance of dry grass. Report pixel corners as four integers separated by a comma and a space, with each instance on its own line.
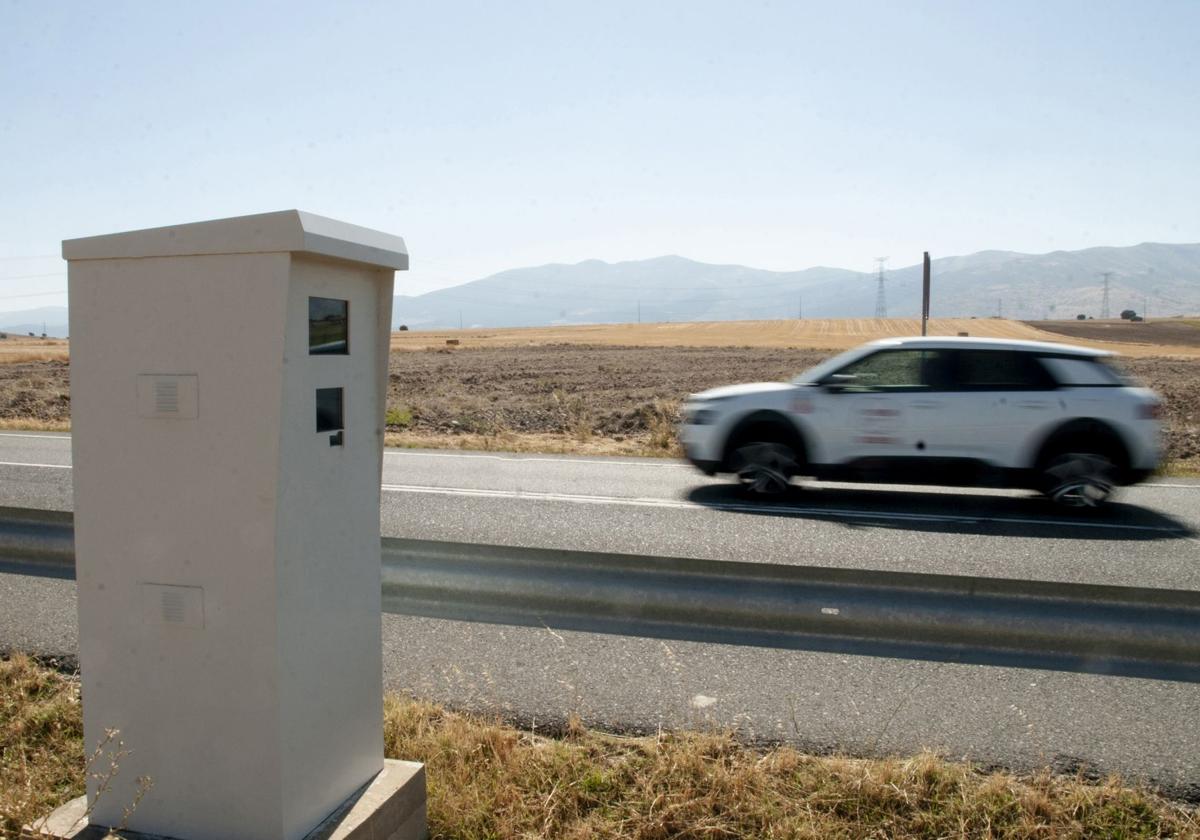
0, 339, 69, 366
387, 697, 1199, 839
5, 655, 1196, 839
0, 656, 83, 838
390, 318, 1200, 357
0, 419, 70, 433
384, 430, 684, 459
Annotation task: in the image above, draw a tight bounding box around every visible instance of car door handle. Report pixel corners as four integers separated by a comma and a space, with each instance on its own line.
910, 400, 942, 409
1015, 401, 1048, 409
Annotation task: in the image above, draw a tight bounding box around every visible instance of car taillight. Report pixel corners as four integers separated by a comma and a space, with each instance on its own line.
1139, 401, 1162, 420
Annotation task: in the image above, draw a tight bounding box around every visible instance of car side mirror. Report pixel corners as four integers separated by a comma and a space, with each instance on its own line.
822, 373, 857, 392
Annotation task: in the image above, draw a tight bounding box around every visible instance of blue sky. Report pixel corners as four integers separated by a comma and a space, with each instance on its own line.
2, 0, 1197, 311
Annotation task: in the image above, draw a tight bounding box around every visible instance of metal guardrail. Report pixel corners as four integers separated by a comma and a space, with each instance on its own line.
3, 507, 1199, 682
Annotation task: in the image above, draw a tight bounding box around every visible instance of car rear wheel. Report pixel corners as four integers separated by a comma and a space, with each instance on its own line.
731, 441, 798, 496
1040, 451, 1117, 508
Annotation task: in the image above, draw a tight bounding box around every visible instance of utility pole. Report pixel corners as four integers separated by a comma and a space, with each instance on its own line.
997, 298, 1003, 319
1099, 272, 1112, 319
921, 251, 930, 336
873, 257, 888, 318
458, 310, 463, 330
798, 295, 802, 320
637, 301, 641, 324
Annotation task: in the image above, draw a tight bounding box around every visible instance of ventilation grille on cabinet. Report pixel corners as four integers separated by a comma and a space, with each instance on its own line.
154, 380, 180, 416
136, 374, 198, 419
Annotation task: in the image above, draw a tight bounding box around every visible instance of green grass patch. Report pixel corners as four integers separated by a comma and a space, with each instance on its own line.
385, 406, 415, 429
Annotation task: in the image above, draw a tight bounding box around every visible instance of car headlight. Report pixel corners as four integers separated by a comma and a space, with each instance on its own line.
684, 407, 716, 425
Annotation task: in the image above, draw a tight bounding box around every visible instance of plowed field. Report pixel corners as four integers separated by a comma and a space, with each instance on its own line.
2, 333, 1196, 471
1030, 319, 1200, 350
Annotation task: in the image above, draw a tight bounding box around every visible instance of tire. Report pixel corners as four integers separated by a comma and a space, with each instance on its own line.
1039, 450, 1117, 508
730, 441, 799, 496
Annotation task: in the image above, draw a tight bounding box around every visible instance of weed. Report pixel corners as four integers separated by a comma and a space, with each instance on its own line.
551, 390, 593, 442
640, 398, 679, 451
385, 406, 415, 429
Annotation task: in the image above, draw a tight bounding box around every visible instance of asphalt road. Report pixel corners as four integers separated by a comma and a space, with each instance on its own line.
2, 431, 1199, 797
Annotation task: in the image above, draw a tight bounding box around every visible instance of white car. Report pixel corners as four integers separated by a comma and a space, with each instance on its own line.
680, 337, 1162, 507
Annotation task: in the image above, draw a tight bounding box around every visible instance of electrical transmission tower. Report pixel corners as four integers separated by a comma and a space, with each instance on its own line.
1099, 272, 1113, 319
873, 257, 888, 318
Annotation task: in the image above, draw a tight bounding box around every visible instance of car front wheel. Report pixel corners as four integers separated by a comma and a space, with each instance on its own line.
731, 441, 798, 496
1039, 451, 1117, 508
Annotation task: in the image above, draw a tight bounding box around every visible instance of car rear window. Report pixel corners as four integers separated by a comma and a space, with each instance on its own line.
951, 350, 1055, 389
1039, 356, 1129, 386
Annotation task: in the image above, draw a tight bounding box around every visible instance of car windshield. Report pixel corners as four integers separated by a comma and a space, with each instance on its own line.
790, 346, 873, 384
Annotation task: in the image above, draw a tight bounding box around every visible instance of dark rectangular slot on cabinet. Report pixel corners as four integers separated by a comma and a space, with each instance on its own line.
316, 387, 344, 433
309, 297, 349, 355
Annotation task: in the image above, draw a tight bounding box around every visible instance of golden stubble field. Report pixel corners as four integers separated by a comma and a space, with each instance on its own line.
12, 319, 1200, 360
0, 336, 69, 363
390, 317, 1200, 357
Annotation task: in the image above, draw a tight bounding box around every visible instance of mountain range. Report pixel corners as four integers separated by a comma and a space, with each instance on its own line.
392, 242, 1200, 329
6, 242, 1198, 337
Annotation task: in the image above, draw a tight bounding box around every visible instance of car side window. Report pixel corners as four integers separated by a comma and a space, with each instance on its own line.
830, 349, 948, 391
951, 350, 1055, 390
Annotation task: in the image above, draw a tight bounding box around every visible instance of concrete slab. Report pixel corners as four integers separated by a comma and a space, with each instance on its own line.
24, 759, 427, 840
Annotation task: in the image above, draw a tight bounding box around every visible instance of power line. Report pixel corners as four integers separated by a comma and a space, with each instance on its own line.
0, 272, 66, 282
0, 289, 67, 301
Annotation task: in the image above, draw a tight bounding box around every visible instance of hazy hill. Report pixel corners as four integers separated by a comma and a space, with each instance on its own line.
0, 306, 69, 338
877, 242, 1200, 321
393, 256, 860, 329
393, 243, 1200, 328
4, 243, 1197, 336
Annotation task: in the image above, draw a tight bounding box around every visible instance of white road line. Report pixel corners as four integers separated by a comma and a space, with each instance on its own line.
380, 483, 1186, 534
0, 460, 71, 470
0, 432, 71, 440
0, 434, 1196, 487
383, 450, 688, 468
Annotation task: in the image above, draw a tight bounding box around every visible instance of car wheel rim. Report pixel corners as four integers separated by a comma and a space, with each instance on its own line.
733, 442, 796, 495
1044, 452, 1115, 508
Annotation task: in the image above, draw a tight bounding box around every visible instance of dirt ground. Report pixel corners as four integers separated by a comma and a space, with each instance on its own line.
2, 346, 1196, 470
384, 345, 1198, 467
1031, 319, 1200, 349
